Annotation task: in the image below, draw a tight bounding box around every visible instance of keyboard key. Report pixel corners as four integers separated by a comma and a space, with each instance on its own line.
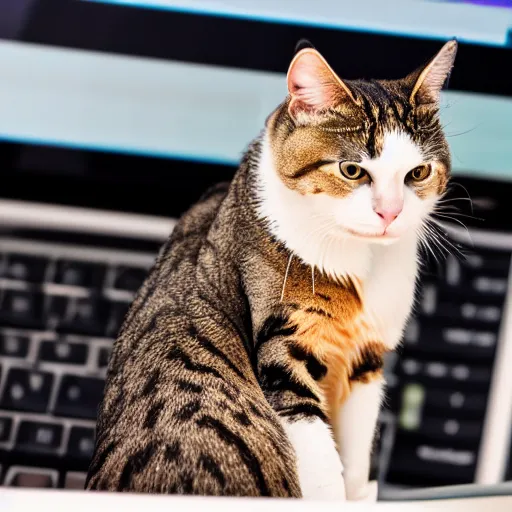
16, 421, 63, 454
54, 375, 104, 420
97, 347, 111, 369
64, 472, 87, 489
0, 416, 13, 441
472, 276, 508, 295
38, 340, 88, 365
447, 303, 502, 323
0, 333, 30, 358
113, 266, 147, 292
46, 294, 68, 324
465, 248, 511, 273
2, 254, 48, 283
0, 290, 45, 329
56, 296, 111, 337
67, 426, 95, 460
0, 368, 53, 413
443, 326, 497, 347
417, 417, 482, 446
398, 385, 482, 447
403, 324, 497, 361
107, 301, 130, 337
419, 282, 505, 314
387, 432, 477, 487
398, 359, 491, 391
53, 260, 106, 289
10, 469, 55, 488
423, 389, 487, 418
444, 256, 462, 287
446, 250, 511, 283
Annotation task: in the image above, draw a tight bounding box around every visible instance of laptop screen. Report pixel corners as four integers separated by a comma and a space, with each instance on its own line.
84, 0, 512, 47
0, 0, 511, 218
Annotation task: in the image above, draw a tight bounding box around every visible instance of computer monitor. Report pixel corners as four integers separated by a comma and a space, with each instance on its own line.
0, 0, 511, 221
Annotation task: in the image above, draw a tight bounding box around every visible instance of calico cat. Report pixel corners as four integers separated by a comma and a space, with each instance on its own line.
86, 39, 457, 500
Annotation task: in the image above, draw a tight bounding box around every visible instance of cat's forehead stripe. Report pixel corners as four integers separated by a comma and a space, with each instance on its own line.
349, 80, 414, 158
360, 130, 424, 175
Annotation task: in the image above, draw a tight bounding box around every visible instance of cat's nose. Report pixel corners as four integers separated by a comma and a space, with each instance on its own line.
375, 206, 402, 227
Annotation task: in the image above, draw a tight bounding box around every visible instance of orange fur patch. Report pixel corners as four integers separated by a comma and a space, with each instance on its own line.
283, 269, 387, 427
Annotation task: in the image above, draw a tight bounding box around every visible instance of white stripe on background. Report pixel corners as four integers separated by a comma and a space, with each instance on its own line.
0, 40, 511, 180
85, 0, 512, 46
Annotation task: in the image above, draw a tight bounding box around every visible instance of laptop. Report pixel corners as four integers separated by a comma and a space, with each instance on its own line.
1, 0, 512, 500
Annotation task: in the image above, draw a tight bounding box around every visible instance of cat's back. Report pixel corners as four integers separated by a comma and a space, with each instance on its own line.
86, 181, 300, 497
100, 181, 233, 377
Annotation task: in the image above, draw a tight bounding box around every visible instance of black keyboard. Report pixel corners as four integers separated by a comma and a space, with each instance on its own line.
0, 235, 155, 489
0, 227, 511, 492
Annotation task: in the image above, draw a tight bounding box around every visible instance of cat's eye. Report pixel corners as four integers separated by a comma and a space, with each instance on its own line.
339, 162, 366, 180
408, 164, 431, 182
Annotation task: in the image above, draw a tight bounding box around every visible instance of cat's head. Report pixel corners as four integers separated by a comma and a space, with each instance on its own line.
259, 40, 457, 257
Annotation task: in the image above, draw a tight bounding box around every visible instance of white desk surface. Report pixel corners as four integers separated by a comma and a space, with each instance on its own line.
1, 489, 512, 512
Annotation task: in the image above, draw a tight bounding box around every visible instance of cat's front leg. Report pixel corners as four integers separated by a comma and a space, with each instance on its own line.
255, 316, 345, 500
279, 416, 346, 500
335, 376, 384, 501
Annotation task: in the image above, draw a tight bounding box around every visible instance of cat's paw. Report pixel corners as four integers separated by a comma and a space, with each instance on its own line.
298, 464, 347, 500
345, 478, 378, 502
281, 418, 346, 500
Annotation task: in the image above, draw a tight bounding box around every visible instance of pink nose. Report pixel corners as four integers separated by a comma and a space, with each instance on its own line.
375, 207, 402, 226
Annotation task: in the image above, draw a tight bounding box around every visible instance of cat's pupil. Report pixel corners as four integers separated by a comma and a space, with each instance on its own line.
346, 165, 358, 176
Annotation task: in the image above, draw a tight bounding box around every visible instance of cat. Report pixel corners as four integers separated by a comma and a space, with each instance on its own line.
86, 39, 457, 500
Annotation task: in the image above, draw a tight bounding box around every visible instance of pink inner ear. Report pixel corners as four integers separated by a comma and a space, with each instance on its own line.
293, 83, 337, 109
411, 40, 457, 104
288, 51, 339, 111
420, 52, 454, 101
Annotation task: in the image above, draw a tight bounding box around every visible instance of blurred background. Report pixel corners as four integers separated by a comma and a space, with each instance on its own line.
0, 0, 512, 497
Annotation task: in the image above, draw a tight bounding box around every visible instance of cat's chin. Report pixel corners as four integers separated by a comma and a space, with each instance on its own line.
336, 226, 401, 245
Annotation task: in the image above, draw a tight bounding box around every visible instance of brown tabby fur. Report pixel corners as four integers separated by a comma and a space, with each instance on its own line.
86, 43, 454, 496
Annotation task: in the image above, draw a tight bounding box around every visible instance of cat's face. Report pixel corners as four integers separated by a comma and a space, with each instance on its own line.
263, 41, 456, 246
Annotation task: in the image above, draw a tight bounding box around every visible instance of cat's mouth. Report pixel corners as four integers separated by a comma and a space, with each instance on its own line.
341, 226, 400, 242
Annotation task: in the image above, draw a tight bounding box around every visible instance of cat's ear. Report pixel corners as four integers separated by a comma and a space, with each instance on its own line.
409, 39, 458, 105
287, 47, 357, 118
294, 38, 316, 54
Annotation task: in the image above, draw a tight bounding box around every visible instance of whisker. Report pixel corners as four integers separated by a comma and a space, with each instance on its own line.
425, 219, 468, 258
445, 124, 480, 138
280, 254, 293, 303
418, 225, 441, 267
436, 197, 473, 205
433, 194, 482, 222
432, 209, 484, 222
422, 224, 444, 261
430, 214, 472, 238
323, 233, 337, 279
446, 182, 474, 214
423, 219, 466, 262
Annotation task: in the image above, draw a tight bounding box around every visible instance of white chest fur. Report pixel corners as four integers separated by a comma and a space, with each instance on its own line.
363, 233, 419, 349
